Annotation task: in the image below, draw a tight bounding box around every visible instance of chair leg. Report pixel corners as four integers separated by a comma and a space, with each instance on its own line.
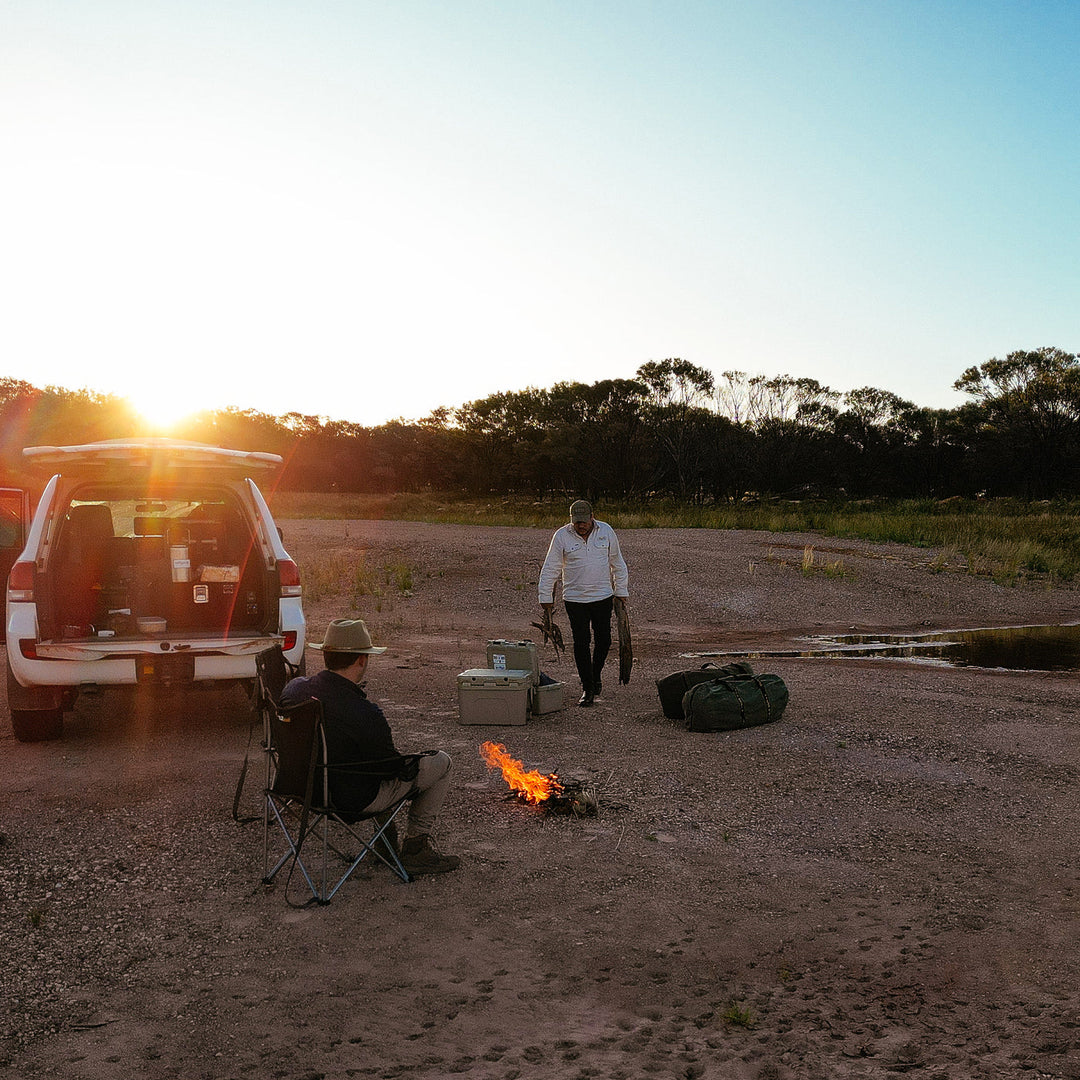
324, 802, 412, 896
263, 797, 326, 903
262, 795, 413, 904
364, 799, 412, 882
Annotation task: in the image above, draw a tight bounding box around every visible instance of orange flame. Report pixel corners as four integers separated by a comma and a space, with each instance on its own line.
480, 741, 563, 804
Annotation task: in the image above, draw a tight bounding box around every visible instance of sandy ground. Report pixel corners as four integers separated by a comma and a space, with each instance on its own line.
3, 519, 1080, 1080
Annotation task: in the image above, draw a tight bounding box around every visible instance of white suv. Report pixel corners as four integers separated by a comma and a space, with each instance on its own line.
5, 438, 305, 741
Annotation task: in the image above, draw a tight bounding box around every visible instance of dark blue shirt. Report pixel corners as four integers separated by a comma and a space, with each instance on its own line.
280, 668, 400, 811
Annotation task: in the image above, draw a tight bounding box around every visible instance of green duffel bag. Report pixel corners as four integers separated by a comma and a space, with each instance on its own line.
682, 673, 789, 732
656, 661, 755, 720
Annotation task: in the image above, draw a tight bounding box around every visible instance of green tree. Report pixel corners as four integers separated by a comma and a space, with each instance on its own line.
636, 359, 715, 498
832, 387, 917, 495
953, 347, 1080, 496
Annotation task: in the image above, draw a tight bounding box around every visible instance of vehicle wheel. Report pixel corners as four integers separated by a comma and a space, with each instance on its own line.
11, 708, 64, 743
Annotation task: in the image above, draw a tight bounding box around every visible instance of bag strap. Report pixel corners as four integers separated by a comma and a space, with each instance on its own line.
719, 673, 777, 722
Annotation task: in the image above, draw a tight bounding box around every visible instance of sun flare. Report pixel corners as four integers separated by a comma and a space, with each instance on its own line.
126, 386, 204, 431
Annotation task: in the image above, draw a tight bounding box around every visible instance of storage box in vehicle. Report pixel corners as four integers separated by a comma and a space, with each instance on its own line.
457, 668, 532, 726
530, 680, 565, 715
486, 639, 540, 685
199, 565, 240, 583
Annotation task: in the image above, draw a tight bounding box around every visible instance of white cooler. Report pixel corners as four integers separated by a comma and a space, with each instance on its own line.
486, 639, 540, 684
531, 680, 565, 715
486, 639, 565, 715
457, 668, 532, 726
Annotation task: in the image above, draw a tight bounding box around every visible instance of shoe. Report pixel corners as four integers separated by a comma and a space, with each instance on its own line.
593, 677, 603, 697
401, 835, 460, 875
577, 690, 594, 707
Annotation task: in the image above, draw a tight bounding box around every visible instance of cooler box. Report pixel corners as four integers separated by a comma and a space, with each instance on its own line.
457, 668, 532, 726
530, 680, 565, 715
486, 639, 540, 685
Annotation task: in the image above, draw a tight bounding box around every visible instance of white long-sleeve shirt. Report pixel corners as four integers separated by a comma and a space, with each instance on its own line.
538, 519, 629, 604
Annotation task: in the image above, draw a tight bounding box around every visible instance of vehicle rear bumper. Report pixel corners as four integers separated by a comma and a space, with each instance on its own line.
7, 622, 287, 691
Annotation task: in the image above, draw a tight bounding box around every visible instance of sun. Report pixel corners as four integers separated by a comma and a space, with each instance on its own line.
126, 386, 206, 431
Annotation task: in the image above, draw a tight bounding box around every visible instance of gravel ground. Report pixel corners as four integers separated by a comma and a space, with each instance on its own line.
2, 519, 1080, 1080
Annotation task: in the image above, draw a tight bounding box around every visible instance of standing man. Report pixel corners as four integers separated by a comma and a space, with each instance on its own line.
538, 499, 629, 707
280, 618, 460, 875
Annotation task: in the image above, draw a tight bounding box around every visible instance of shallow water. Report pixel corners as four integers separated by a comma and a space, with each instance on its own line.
684, 624, 1080, 672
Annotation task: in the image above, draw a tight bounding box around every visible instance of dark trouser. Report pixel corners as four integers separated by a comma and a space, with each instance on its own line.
564, 597, 613, 692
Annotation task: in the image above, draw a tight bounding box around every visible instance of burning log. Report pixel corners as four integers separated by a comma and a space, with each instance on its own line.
479, 741, 598, 817
479, 741, 562, 803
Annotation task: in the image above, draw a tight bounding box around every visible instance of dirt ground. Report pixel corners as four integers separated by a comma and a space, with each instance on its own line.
3, 519, 1080, 1080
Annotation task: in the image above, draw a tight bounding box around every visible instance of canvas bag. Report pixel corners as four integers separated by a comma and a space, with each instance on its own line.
682, 672, 789, 732
656, 661, 755, 720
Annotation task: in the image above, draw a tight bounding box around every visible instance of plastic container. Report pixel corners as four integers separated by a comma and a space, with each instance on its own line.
530, 680, 565, 715
137, 616, 167, 635
457, 668, 531, 725
486, 639, 540, 685
170, 544, 191, 583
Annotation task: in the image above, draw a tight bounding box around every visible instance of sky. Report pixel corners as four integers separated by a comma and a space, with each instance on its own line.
1, 1, 1077, 429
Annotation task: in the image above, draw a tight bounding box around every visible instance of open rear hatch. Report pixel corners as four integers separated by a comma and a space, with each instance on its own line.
25, 441, 286, 650
23, 439, 282, 478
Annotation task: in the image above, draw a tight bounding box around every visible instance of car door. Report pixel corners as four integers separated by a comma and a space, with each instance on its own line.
0, 486, 31, 588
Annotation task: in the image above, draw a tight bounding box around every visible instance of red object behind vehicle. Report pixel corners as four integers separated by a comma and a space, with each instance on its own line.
8, 560, 34, 602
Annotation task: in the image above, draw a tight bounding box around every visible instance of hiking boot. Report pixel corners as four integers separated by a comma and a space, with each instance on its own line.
401, 834, 460, 875
577, 690, 594, 707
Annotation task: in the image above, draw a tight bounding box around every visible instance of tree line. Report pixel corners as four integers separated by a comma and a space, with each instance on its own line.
2, 347, 1078, 500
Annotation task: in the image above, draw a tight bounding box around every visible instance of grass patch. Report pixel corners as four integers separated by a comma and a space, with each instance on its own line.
800, 545, 852, 580
270, 492, 1080, 584
721, 1001, 755, 1028
298, 549, 416, 607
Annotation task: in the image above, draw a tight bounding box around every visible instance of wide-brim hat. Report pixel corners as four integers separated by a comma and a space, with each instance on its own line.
308, 618, 387, 654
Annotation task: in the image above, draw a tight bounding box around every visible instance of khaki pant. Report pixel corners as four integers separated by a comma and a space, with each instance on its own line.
362, 751, 453, 838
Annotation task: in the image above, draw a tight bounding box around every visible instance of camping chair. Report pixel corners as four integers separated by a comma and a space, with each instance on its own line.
254, 643, 296, 767
231, 644, 298, 821
255, 642, 295, 704
262, 695, 419, 902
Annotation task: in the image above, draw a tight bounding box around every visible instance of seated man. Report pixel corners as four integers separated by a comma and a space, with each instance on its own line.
280, 618, 459, 876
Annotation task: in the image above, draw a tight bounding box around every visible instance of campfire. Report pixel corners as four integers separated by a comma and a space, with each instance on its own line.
479, 741, 598, 816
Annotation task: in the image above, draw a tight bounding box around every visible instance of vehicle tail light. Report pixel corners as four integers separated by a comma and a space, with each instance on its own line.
19, 638, 38, 660
8, 560, 35, 602
282, 631, 298, 652
277, 558, 302, 598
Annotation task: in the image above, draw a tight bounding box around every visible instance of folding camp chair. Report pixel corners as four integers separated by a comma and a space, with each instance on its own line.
255, 643, 295, 711
262, 696, 417, 902
253, 644, 296, 789
231, 645, 299, 821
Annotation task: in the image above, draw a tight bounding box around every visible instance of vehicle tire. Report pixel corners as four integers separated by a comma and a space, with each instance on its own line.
11, 708, 64, 743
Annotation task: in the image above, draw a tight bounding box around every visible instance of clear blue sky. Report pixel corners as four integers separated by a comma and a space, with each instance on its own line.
1, 1, 1077, 427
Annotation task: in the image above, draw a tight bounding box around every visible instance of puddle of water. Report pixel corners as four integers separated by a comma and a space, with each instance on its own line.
683, 624, 1080, 672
